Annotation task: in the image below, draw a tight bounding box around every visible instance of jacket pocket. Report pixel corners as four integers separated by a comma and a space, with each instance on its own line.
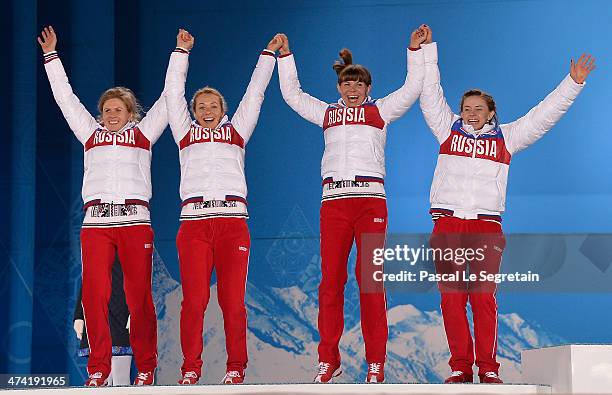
136, 151, 152, 193
495, 179, 505, 210
82, 166, 90, 186
431, 168, 447, 201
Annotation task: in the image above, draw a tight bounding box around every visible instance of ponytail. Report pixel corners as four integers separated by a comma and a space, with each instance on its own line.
332, 48, 372, 86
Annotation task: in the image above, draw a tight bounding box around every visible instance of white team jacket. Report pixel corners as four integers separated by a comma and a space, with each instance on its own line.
43, 52, 168, 206
419, 42, 585, 218
165, 49, 275, 204
278, 49, 424, 184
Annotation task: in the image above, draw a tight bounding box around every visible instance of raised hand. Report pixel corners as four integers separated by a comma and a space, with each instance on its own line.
278, 33, 290, 55
176, 28, 194, 51
410, 24, 428, 49
37, 26, 57, 53
267, 33, 284, 53
423, 25, 432, 44
570, 54, 596, 84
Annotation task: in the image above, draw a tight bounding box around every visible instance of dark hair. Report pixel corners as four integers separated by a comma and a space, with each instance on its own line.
460, 89, 498, 125
332, 48, 372, 86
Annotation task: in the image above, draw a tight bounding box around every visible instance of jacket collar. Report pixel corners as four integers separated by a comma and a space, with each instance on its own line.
337, 96, 372, 107
461, 120, 496, 136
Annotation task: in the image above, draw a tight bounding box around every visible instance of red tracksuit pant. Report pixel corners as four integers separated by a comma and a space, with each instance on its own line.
80, 225, 157, 377
430, 216, 505, 374
176, 217, 250, 375
318, 198, 388, 365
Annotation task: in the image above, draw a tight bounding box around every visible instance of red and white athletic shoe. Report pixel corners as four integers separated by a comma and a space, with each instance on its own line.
84, 372, 108, 387
365, 362, 385, 383
133, 370, 155, 385
178, 371, 199, 385
314, 361, 342, 383
479, 372, 503, 384
222, 370, 245, 384
444, 370, 473, 383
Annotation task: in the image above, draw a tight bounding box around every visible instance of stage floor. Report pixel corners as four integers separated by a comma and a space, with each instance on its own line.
3, 383, 551, 394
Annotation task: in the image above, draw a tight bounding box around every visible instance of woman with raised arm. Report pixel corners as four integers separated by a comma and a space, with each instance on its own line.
165, 29, 280, 385
38, 27, 168, 386
276, 27, 427, 383
418, 27, 595, 384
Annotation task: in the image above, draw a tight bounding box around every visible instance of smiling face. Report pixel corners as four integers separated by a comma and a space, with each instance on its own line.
337, 80, 372, 107
461, 95, 496, 130
102, 98, 132, 132
97, 87, 141, 131
193, 92, 225, 128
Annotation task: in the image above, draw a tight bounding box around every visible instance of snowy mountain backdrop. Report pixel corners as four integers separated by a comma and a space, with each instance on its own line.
150, 206, 562, 385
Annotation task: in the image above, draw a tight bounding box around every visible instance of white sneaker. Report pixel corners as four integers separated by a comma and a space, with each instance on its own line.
85, 372, 108, 387
222, 370, 244, 384
133, 370, 155, 385
365, 362, 385, 383
314, 362, 342, 383
178, 371, 199, 385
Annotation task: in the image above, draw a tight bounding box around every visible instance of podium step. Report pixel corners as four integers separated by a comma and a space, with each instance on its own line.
522, 344, 612, 394
5, 383, 551, 394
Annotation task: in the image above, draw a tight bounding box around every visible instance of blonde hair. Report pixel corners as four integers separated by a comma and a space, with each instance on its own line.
190, 87, 227, 117
97, 87, 143, 123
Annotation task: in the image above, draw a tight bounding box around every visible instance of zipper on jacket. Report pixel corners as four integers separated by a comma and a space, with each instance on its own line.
112, 130, 118, 199
211, 125, 219, 191
341, 107, 347, 174
469, 133, 478, 209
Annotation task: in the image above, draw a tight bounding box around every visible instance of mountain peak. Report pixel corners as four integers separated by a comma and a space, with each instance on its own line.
388, 304, 422, 324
